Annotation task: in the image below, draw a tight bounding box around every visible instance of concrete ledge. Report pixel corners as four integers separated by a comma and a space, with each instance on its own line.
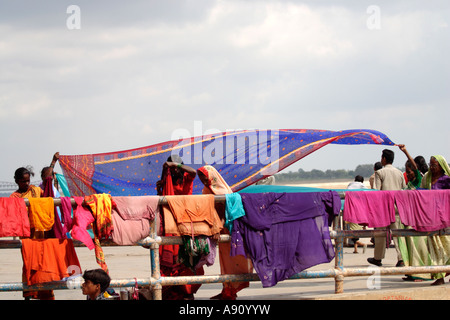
309, 285, 450, 300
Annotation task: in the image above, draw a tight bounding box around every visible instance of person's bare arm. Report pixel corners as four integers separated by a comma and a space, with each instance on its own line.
50, 152, 60, 168
397, 144, 417, 171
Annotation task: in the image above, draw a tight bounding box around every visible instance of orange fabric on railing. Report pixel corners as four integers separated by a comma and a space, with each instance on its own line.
28, 198, 55, 232
21, 238, 81, 286
164, 195, 223, 236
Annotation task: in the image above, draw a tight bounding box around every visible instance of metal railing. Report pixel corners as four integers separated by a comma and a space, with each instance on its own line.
1, 192, 450, 299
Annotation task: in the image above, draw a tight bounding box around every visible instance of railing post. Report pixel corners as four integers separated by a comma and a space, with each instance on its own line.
150, 239, 162, 300
334, 229, 345, 294
149, 211, 162, 300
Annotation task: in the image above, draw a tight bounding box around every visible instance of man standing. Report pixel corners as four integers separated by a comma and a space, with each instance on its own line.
368, 149, 406, 267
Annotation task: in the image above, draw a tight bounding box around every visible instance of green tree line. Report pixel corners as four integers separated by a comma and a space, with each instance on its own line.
275, 164, 380, 183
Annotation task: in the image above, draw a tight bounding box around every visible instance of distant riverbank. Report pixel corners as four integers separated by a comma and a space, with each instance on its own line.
280, 179, 370, 190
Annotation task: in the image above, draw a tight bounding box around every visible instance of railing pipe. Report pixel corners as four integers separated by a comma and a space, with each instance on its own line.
1, 192, 450, 299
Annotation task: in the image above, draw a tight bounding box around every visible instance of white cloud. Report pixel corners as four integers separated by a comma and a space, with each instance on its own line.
0, 1, 449, 181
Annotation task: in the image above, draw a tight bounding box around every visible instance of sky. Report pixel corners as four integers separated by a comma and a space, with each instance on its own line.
0, 0, 449, 183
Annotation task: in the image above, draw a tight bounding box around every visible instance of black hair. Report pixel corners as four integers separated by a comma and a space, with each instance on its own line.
382, 149, 395, 164
374, 162, 382, 171
14, 166, 34, 180
167, 154, 184, 164
354, 175, 364, 183
405, 160, 414, 170
82, 269, 111, 293
41, 166, 53, 180
414, 156, 429, 175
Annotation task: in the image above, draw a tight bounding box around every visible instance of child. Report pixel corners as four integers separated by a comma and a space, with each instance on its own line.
81, 269, 111, 300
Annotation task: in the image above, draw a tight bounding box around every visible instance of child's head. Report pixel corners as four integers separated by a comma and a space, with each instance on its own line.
14, 166, 34, 192
82, 269, 111, 299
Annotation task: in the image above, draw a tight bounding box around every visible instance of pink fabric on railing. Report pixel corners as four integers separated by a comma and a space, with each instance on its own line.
70, 197, 95, 250
344, 190, 450, 232
394, 190, 450, 232
343, 191, 396, 228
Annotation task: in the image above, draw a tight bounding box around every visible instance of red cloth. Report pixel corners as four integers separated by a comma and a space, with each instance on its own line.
160, 172, 195, 266
21, 238, 81, 286
0, 198, 30, 238
60, 197, 74, 237
158, 169, 202, 299
163, 171, 194, 196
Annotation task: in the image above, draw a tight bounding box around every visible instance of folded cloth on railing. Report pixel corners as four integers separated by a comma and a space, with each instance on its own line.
225, 193, 245, 233
112, 196, 158, 221
393, 190, 450, 232
71, 196, 95, 249
28, 198, 55, 232
59, 197, 74, 238
0, 198, 30, 238
231, 191, 338, 287
42, 176, 64, 239
85, 194, 113, 273
163, 195, 223, 236
178, 236, 217, 271
343, 191, 397, 228
110, 196, 158, 245
85, 194, 113, 239
21, 238, 81, 286
111, 214, 150, 246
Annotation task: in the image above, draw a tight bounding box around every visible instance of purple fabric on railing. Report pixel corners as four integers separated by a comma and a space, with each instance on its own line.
230, 191, 339, 287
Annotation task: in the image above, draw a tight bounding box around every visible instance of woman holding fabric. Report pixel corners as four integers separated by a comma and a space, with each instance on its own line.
396, 145, 432, 281
420, 155, 450, 285
156, 155, 203, 300
197, 165, 253, 300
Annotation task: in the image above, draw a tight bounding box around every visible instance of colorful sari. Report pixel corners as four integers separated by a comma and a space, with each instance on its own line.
406, 169, 423, 190
159, 169, 204, 300
198, 165, 253, 300
10, 185, 55, 299
420, 155, 450, 280
84, 193, 113, 273
396, 169, 432, 280
10, 185, 43, 199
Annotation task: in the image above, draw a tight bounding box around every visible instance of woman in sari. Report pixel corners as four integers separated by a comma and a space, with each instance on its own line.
156, 155, 203, 300
197, 165, 253, 300
396, 145, 432, 281
10, 166, 55, 300
10, 167, 43, 199
420, 155, 450, 285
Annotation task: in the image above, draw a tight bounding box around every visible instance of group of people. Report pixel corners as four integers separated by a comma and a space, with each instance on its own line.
349, 145, 450, 286
10, 153, 114, 300
8, 145, 450, 299
9, 151, 252, 300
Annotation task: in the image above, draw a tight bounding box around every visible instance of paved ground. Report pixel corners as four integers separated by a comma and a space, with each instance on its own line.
0, 239, 448, 301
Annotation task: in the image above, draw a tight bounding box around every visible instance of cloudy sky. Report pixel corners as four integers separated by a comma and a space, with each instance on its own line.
0, 0, 449, 182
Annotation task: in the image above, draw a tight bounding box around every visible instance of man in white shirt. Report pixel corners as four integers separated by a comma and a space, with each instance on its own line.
368, 149, 406, 267
347, 175, 367, 190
